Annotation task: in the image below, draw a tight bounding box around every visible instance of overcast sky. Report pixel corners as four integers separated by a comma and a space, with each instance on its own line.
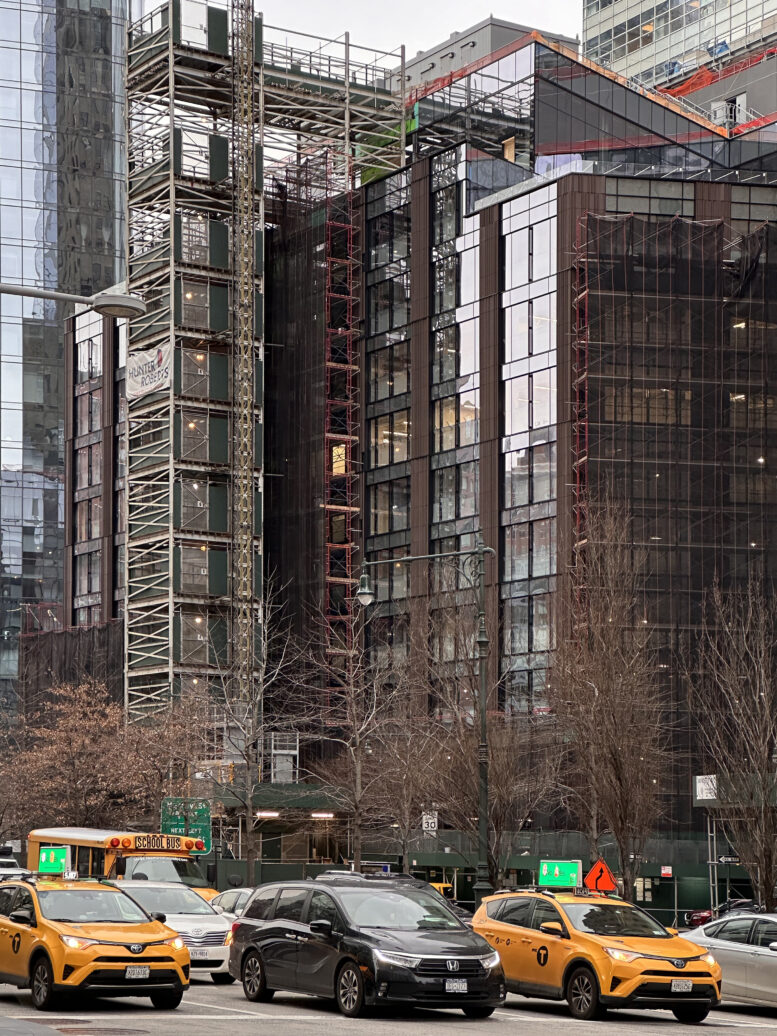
259, 0, 582, 60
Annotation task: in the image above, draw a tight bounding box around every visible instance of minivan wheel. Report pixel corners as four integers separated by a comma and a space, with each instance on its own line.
566, 966, 604, 1021
335, 961, 365, 1018
30, 956, 57, 1011
462, 1005, 495, 1019
242, 950, 274, 1002
672, 1005, 711, 1024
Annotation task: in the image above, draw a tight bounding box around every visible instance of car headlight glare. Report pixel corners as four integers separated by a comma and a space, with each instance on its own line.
60, 934, 96, 950
165, 937, 185, 951
479, 951, 501, 969
604, 946, 641, 963
701, 952, 716, 966
374, 950, 422, 969
224, 930, 233, 946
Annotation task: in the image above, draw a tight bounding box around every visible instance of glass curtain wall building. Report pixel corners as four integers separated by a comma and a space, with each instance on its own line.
0, 0, 125, 706
362, 33, 777, 830
583, 0, 777, 87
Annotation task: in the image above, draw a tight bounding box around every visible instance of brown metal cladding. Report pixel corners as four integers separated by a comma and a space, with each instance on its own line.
409, 158, 431, 596
694, 181, 731, 222
478, 204, 501, 690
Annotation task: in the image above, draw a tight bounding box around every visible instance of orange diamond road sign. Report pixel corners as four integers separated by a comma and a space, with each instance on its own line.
583, 859, 618, 893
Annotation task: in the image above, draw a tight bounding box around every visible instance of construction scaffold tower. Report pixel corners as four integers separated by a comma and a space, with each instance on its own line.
125, 0, 405, 721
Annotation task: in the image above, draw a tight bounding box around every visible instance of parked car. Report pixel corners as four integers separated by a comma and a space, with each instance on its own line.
212, 887, 253, 922
116, 880, 234, 984
229, 874, 505, 1017
0, 856, 30, 880
684, 912, 777, 1006
685, 899, 761, 929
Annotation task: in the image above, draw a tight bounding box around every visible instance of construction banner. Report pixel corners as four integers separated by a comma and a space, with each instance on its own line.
127, 342, 172, 400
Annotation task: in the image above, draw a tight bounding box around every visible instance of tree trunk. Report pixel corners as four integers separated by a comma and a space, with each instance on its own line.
352, 808, 362, 872
245, 812, 260, 884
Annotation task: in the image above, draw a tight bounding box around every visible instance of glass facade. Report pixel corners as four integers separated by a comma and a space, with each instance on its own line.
583, 0, 777, 87
0, 0, 126, 704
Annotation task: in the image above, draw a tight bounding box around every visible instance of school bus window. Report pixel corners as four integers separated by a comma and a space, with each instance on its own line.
92, 849, 105, 876
76, 846, 90, 877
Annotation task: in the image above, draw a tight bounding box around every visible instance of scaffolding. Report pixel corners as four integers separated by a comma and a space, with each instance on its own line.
125, 0, 405, 719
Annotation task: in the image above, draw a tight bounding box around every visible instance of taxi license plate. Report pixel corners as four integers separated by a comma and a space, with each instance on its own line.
125, 966, 150, 980
445, 978, 468, 993
671, 979, 693, 993
190, 948, 209, 960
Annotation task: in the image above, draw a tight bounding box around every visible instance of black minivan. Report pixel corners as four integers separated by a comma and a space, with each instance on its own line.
228, 874, 505, 1018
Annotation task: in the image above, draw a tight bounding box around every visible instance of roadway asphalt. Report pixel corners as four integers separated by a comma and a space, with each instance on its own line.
0, 976, 776, 1034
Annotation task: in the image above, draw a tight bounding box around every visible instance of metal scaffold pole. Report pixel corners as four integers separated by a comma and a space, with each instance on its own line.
231, 0, 258, 710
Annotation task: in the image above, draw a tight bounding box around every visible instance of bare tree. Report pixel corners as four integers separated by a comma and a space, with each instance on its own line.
549, 497, 667, 901
151, 579, 308, 879
691, 578, 777, 912
295, 607, 408, 871
12, 682, 164, 830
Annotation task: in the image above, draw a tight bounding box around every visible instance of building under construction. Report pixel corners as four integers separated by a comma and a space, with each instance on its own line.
123, 0, 405, 724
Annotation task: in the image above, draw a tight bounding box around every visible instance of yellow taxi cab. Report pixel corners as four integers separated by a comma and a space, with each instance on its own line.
0, 877, 191, 1010
473, 889, 721, 1023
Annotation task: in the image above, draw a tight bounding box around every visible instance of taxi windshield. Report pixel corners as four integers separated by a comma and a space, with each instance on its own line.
563, 902, 670, 939
123, 856, 208, 888
338, 888, 464, 931
124, 885, 215, 916
37, 889, 149, 924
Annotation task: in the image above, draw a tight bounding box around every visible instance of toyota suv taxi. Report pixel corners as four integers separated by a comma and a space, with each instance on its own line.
0, 878, 190, 1010
473, 890, 721, 1023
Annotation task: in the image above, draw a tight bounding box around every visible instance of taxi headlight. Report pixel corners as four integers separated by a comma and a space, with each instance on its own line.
701, 952, 716, 966
165, 937, 185, 951
374, 950, 422, 969
479, 951, 501, 969
604, 946, 641, 963
60, 935, 96, 950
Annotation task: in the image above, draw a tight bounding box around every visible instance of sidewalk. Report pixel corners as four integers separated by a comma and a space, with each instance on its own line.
0, 1019, 59, 1033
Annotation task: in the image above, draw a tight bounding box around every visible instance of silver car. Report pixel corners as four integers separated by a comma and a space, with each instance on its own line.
685, 912, 777, 1007
211, 887, 252, 922
118, 880, 235, 984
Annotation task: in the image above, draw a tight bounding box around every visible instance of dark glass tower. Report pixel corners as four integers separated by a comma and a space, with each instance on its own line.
0, 0, 125, 706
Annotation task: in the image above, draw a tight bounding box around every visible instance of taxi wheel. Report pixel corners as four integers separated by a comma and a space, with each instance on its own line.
212, 972, 236, 985
672, 1005, 711, 1024
150, 989, 183, 1010
242, 950, 274, 1002
30, 956, 57, 1011
566, 966, 605, 1021
335, 961, 365, 1018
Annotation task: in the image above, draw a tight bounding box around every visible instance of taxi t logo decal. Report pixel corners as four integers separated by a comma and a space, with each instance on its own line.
11, 934, 20, 954
536, 945, 549, 967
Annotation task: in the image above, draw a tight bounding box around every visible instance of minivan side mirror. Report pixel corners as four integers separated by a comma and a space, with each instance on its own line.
768, 941, 777, 952
539, 921, 565, 937
151, 911, 167, 924
9, 909, 33, 927
212, 904, 224, 913
309, 919, 333, 937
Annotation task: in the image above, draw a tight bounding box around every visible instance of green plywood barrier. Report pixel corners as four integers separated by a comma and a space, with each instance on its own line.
209, 219, 229, 268
210, 352, 229, 400
207, 5, 228, 55
210, 482, 229, 531
209, 134, 228, 182
210, 283, 229, 331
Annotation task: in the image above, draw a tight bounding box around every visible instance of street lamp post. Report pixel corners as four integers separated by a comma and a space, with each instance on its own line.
356, 533, 496, 908
0, 283, 147, 319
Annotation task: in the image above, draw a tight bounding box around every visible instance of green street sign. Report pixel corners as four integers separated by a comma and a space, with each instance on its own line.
538, 859, 583, 888
39, 846, 69, 874
161, 797, 212, 854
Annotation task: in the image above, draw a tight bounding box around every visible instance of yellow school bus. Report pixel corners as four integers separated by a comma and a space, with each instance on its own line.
27, 827, 219, 900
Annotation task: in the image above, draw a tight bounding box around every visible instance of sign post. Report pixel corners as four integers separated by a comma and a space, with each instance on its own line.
161, 797, 212, 854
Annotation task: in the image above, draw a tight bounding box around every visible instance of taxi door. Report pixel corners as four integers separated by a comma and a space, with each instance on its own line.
0, 885, 19, 981
521, 898, 576, 997
477, 897, 537, 989
5, 887, 39, 984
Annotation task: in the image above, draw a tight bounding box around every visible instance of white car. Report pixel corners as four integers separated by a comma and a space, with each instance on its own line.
211, 886, 252, 922
117, 880, 234, 984
0, 857, 30, 879
685, 912, 777, 1007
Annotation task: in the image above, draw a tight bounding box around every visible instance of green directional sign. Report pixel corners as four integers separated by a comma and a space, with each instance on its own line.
39, 846, 69, 874
538, 859, 583, 888
161, 797, 212, 854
